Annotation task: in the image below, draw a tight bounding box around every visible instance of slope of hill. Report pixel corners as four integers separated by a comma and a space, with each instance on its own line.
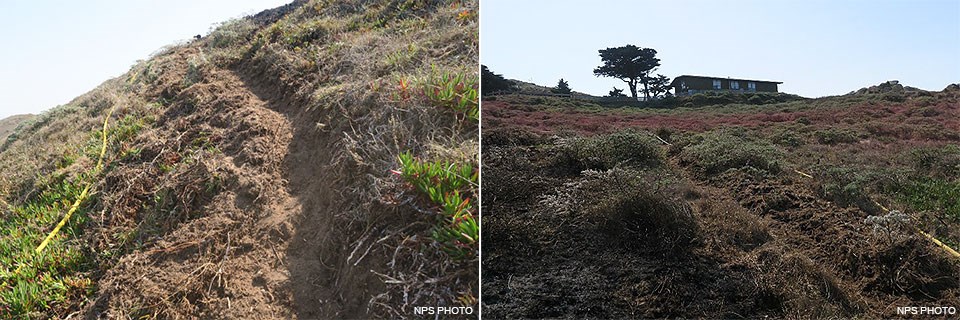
0, 0, 478, 318
482, 83, 960, 318
0, 114, 34, 145
509, 79, 595, 98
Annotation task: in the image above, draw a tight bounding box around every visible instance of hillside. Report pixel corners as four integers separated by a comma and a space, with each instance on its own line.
0, 114, 35, 145
508, 79, 595, 98
482, 83, 960, 318
0, 0, 478, 319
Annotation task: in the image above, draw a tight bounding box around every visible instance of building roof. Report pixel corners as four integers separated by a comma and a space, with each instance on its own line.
670, 75, 783, 87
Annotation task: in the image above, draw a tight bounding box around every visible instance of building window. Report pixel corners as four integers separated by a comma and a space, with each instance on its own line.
713, 79, 721, 89
748, 82, 756, 91
731, 81, 740, 90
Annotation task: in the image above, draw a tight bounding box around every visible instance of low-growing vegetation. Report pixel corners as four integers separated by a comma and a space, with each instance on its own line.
1, 105, 148, 317
396, 152, 478, 259
815, 128, 863, 145
556, 130, 664, 171
680, 129, 783, 176
901, 178, 960, 222
421, 69, 480, 121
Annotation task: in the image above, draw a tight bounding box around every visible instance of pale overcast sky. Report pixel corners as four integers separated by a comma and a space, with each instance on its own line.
0, 0, 291, 120
481, 0, 960, 98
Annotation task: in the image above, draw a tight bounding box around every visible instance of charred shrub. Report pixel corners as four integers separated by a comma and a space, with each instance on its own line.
754, 247, 855, 318
483, 146, 544, 204
680, 130, 782, 176
581, 169, 699, 253
555, 130, 664, 172
864, 237, 960, 298
696, 200, 771, 251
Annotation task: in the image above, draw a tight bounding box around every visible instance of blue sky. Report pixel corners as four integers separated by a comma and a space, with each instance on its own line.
481, 0, 960, 98
0, 0, 291, 119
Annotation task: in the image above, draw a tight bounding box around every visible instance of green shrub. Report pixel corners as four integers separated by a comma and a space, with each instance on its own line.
207, 19, 257, 49
687, 92, 737, 107
205, 19, 258, 65
680, 130, 782, 175
909, 145, 960, 180
654, 127, 674, 144
814, 128, 862, 145
772, 129, 805, 148
480, 65, 515, 95
482, 127, 543, 147
914, 96, 937, 107
882, 92, 905, 102
672, 92, 805, 109
183, 57, 205, 87
820, 167, 874, 209
263, 18, 335, 49
817, 166, 906, 213
559, 130, 664, 171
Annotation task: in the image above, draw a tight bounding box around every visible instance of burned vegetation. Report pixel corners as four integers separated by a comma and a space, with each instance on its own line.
482, 84, 960, 318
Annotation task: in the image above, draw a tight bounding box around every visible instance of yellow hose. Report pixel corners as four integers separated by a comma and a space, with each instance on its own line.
794, 168, 959, 260
872, 200, 960, 260
34, 105, 113, 253
917, 229, 960, 259
7, 105, 115, 279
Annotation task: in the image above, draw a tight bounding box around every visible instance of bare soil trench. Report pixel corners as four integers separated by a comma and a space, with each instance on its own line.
83, 49, 397, 319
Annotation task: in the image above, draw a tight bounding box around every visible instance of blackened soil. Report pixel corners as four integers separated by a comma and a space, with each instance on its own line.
481, 129, 960, 319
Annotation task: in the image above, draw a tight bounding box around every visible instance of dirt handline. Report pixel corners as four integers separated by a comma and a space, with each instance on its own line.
229, 62, 391, 318
664, 151, 872, 314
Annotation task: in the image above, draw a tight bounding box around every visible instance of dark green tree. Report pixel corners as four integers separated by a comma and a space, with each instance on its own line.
593, 45, 660, 100
551, 78, 572, 94
648, 74, 672, 98
481, 65, 515, 95
608, 86, 627, 97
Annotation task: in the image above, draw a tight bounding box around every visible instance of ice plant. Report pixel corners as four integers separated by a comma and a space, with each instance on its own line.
422, 69, 479, 121
396, 152, 478, 259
